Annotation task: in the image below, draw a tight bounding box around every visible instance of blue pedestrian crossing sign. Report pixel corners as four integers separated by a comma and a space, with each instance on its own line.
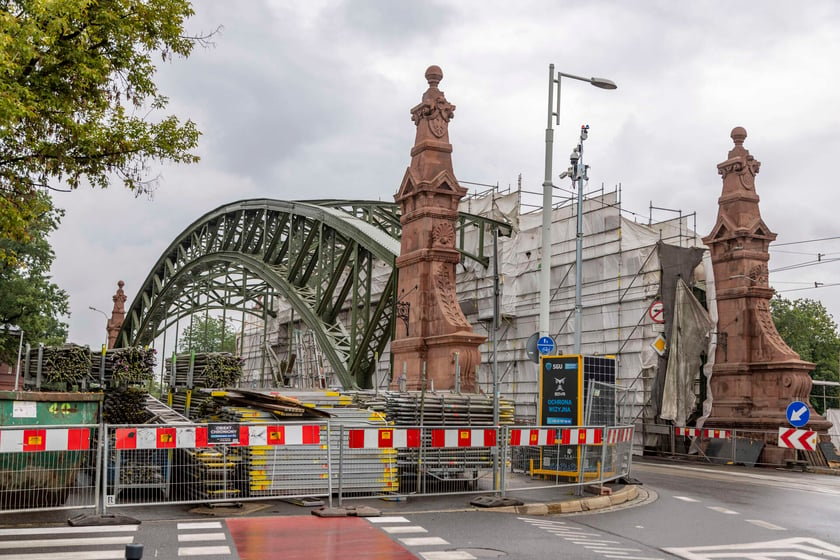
537, 336, 555, 355
786, 400, 810, 428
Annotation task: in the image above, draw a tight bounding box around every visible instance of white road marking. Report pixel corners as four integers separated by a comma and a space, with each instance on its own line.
572, 540, 622, 545
177, 532, 227, 542
585, 546, 641, 552
420, 552, 478, 560
400, 536, 450, 546
665, 536, 840, 560
369, 516, 410, 523
0, 525, 138, 537
746, 519, 787, 531
381, 525, 428, 534
673, 496, 700, 502
706, 506, 739, 514
0, 536, 134, 549
177, 522, 222, 530
603, 556, 664, 560
178, 546, 232, 556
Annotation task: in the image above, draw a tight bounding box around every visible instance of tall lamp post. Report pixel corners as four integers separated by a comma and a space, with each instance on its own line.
540, 65, 616, 349
88, 306, 109, 348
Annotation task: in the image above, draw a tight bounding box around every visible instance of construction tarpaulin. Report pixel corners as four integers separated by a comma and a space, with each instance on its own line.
660, 278, 714, 426
826, 409, 840, 451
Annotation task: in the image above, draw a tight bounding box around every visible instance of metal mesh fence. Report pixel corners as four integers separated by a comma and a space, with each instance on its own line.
0, 425, 100, 513
1, 422, 635, 513
105, 422, 332, 507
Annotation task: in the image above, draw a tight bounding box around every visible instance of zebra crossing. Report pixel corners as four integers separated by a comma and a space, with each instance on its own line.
177, 521, 232, 557
0, 524, 139, 560
518, 517, 664, 560
368, 516, 478, 560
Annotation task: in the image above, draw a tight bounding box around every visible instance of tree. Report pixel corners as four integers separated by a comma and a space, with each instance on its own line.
0, 0, 203, 264
770, 294, 840, 414
177, 315, 238, 354
0, 191, 69, 363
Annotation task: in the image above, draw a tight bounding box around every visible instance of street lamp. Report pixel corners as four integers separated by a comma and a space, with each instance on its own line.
88, 306, 109, 348
540, 65, 617, 350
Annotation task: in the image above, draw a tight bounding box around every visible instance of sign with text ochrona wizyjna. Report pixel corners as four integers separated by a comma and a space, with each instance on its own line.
538, 355, 583, 427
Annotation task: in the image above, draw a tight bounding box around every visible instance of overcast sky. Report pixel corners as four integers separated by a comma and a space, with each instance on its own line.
50, 0, 840, 349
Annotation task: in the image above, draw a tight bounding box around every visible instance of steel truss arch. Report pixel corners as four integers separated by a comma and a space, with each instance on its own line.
117, 198, 511, 389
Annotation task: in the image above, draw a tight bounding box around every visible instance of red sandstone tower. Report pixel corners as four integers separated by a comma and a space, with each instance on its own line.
390, 66, 485, 391
106, 280, 127, 349
702, 127, 830, 460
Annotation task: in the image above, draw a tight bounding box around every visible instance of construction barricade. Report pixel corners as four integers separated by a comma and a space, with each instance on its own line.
104, 422, 331, 507
0, 424, 100, 513
0, 422, 635, 514
504, 425, 634, 497
338, 425, 500, 503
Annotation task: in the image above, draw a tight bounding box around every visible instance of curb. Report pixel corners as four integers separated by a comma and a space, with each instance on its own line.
497, 485, 639, 516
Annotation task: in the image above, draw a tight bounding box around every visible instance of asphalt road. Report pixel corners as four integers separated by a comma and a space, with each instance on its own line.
2, 458, 840, 559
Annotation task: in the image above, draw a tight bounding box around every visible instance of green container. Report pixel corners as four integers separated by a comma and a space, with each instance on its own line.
0, 391, 102, 508
0, 390, 101, 426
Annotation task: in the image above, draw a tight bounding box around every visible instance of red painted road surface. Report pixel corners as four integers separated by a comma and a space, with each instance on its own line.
227, 516, 417, 559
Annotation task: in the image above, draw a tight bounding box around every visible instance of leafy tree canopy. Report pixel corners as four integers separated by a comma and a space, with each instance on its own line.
770, 294, 840, 413
176, 314, 238, 354
0, 0, 203, 264
0, 190, 69, 363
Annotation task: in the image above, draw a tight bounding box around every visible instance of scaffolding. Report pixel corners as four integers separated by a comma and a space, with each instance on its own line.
236, 186, 706, 431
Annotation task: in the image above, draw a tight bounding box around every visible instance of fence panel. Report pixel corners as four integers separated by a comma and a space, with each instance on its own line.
338, 426, 500, 503
104, 422, 330, 508
506, 426, 611, 495
0, 424, 100, 514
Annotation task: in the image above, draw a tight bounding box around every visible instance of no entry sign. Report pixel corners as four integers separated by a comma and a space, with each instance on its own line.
648, 300, 665, 323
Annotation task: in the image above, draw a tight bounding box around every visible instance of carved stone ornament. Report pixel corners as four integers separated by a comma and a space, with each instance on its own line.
433, 263, 472, 330
410, 66, 455, 138
748, 264, 769, 285
717, 127, 760, 188
432, 222, 455, 247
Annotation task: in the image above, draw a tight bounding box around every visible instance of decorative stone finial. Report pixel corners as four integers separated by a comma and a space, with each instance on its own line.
731, 126, 747, 147
425, 65, 443, 87
410, 66, 455, 138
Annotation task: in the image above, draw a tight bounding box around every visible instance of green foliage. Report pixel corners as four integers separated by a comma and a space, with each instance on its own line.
0, 191, 69, 363
770, 294, 840, 414
177, 315, 238, 354
0, 0, 203, 264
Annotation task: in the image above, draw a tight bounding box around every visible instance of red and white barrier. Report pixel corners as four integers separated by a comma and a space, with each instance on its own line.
113, 424, 321, 450
430, 429, 497, 448
509, 428, 604, 446
606, 427, 633, 444
509, 429, 559, 446
347, 428, 421, 449
561, 428, 602, 445
675, 427, 731, 439
0, 428, 91, 452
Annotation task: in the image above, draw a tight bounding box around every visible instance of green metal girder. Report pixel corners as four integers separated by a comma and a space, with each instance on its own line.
116, 198, 511, 389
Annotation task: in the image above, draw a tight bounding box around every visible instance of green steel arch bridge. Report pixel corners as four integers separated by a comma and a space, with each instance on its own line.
116, 199, 511, 389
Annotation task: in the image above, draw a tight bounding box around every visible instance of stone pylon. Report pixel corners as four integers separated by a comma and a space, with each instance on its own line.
106, 280, 127, 349
702, 127, 830, 462
390, 66, 485, 392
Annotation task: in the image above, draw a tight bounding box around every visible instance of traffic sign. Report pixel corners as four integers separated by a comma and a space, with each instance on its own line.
778, 427, 817, 451
537, 336, 555, 355
648, 300, 665, 324
786, 401, 810, 428
525, 333, 540, 364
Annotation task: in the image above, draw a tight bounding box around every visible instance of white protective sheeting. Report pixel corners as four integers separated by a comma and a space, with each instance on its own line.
826, 409, 840, 451
660, 278, 714, 426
